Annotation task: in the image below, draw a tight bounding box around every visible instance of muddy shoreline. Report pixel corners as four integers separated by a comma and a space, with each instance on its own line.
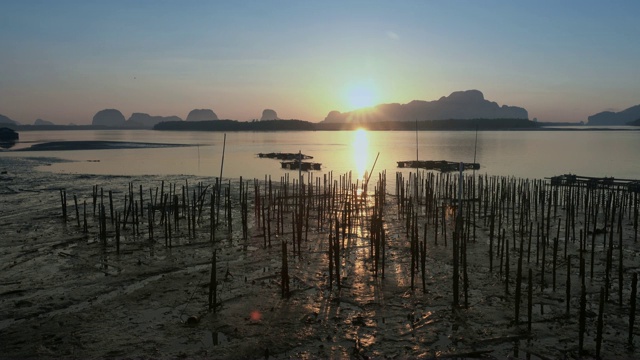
8, 140, 193, 152
1, 156, 638, 359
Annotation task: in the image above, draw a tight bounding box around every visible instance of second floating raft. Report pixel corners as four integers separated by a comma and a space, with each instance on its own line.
281, 161, 322, 171
397, 160, 480, 172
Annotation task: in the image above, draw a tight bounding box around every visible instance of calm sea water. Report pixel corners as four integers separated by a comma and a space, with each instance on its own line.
1, 129, 639, 182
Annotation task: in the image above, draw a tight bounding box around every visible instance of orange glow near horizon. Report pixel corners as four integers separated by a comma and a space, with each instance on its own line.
352, 128, 370, 180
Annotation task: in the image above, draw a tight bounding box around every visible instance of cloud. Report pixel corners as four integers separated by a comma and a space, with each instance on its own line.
386, 31, 399, 40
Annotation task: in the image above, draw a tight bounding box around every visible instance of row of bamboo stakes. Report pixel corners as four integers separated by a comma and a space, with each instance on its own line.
56, 168, 639, 357
395, 170, 639, 357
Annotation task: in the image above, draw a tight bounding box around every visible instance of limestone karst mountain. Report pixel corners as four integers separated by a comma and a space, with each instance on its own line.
127, 113, 182, 128
323, 90, 528, 123
587, 104, 640, 125
0, 114, 18, 126
34, 118, 55, 126
92, 109, 126, 127
186, 109, 219, 121
260, 109, 280, 121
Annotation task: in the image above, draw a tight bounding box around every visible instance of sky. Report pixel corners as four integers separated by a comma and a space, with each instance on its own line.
1, 0, 639, 124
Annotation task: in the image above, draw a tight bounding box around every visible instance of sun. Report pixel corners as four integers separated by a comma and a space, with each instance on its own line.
345, 83, 377, 110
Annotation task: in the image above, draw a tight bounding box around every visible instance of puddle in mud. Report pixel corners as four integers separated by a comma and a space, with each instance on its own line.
203, 331, 228, 347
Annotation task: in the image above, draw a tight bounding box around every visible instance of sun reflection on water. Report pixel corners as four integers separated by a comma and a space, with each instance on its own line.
352, 128, 370, 181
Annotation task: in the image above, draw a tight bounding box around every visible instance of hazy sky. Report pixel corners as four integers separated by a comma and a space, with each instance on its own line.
1, 1, 639, 124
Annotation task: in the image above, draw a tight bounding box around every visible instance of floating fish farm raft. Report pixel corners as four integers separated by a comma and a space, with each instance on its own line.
257, 152, 313, 160
397, 160, 480, 172
258, 152, 321, 171
280, 160, 321, 171
548, 174, 640, 192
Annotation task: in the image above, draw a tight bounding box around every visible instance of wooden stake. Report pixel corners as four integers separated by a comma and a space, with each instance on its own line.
209, 249, 217, 312
579, 257, 586, 355
74, 195, 80, 227
565, 255, 571, 317
630, 273, 637, 346
596, 287, 605, 358
528, 268, 533, 333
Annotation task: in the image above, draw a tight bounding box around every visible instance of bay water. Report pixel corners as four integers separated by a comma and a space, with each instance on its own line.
1, 128, 639, 182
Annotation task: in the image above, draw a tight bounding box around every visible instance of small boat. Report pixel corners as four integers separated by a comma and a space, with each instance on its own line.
0, 127, 18, 141
0, 127, 18, 149
397, 160, 479, 172
258, 152, 313, 160
281, 160, 321, 171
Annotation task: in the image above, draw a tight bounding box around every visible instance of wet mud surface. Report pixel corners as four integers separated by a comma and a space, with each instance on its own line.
13, 140, 191, 151
0, 156, 639, 359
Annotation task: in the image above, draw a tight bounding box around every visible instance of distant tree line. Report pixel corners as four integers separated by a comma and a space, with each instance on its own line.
316, 118, 539, 131
154, 118, 540, 131
154, 119, 315, 131
7, 118, 542, 132
12, 124, 120, 131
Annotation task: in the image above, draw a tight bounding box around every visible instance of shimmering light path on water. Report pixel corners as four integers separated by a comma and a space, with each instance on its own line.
1, 129, 639, 181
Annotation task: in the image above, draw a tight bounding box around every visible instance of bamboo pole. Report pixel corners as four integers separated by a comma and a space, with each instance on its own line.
596, 287, 605, 358
74, 195, 80, 227
579, 257, 586, 355
209, 250, 217, 312
217, 134, 227, 225
630, 273, 637, 346
527, 267, 533, 334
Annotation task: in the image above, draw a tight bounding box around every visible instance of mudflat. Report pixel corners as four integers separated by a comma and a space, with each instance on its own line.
0, 156, 638, 359
15, 140, 190, 151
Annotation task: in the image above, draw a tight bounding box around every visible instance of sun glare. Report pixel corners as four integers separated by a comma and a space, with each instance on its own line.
352, 128, 370, 180
346, 84, 376, 110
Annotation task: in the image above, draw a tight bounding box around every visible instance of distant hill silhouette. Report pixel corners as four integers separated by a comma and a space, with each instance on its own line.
260, 109, 280, 121
155, 119, 314, 131
324, 90, 528, 123
186, 109, 218, 121
15, 124, 114, 131
155, 118, 538, 132
629, 118, 640, 126
587, 104, 640, 125
316, 118, 538, 131
0, 114, 18, 126
34, 118, 55, 126
127, 113, 182, 128
92, 109, 126, 127
89, 110, 183, 129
